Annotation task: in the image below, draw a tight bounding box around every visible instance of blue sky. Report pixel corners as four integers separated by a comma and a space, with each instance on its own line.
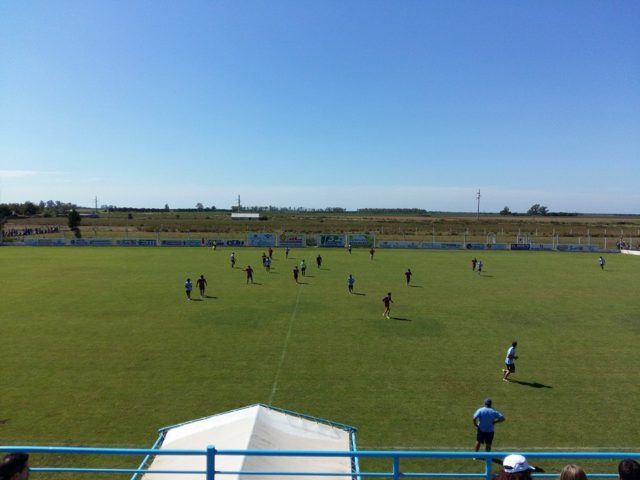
1, 1, 638, 213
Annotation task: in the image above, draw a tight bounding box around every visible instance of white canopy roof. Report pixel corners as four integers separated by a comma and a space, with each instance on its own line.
141, 404, 355, 480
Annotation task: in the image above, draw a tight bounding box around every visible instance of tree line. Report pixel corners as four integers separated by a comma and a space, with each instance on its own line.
500, 204, 578, 216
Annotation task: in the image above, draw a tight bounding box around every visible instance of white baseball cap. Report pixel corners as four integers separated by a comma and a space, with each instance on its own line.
503, 454, 535, 473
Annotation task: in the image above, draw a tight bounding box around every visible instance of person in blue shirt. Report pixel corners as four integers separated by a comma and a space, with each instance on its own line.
473, 398, 505, 452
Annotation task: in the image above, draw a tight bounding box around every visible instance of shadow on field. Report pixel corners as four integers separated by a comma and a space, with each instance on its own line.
190, 298, 203, 302
410, 285, 424, 288
205, 295, 217, 299
250, 282, 262, 285
297, 282, 310, 285
391, 317, 411, 322
352, 292, 366, 296
510, 379, 552, 389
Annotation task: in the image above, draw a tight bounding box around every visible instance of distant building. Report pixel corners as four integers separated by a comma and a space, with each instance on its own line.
231, 213, 261, 220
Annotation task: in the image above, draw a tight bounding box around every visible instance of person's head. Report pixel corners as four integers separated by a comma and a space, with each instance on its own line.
618, 459, 640, 480
484, 398, 492, 407
388, 292, 392, 296
499, 454, 535, 480
560, 464, 587, 480
200, 275, 204, 279
187, 278, 191, 282
0, 453, 30, 480
512, 341, 518, 347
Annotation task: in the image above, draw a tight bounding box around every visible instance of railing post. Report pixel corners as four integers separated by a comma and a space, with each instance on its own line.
206, 445, 216, 480
392, 455, 401, 480
485, 457, 493, 480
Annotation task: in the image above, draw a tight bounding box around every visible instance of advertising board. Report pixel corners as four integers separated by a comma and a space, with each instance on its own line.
378, 241, 421, 249
347, 233, 375, 247
224, 239, 245, 247
278, 234, 306, 248
317, 234, 346, 248
247, 233, 276, 247
465, 243, 486, 250
510, 244, 531, 250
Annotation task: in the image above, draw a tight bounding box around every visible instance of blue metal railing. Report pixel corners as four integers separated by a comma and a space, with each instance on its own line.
1, 446, 638, 479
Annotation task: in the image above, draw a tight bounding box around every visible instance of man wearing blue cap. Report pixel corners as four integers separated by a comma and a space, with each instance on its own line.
473, 398, 505, 452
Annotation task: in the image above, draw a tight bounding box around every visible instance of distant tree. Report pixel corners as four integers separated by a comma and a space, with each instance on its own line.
164, 203, 170, 211
499, 206, 511, 215
527, 204, 548, 216
68, 209, 82, 238
527, 204, 541, 215
210, 205, 216, 211
196, 203, 204, 211
23, 201, 39, 216
127, 213, 133, 220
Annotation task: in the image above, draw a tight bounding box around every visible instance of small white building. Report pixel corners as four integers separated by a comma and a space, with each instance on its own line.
231, 213, 261, 220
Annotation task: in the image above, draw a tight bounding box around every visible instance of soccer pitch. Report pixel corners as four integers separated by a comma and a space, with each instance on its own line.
1, 247, 639, 456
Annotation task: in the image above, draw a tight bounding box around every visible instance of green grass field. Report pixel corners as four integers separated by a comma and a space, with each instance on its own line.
1, 247, 639, 474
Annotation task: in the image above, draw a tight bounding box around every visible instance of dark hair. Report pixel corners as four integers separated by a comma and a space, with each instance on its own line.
512, 341, 518, 347
497, 470, 532, 480
0, 453, 29, 480
619, 459, 640, 480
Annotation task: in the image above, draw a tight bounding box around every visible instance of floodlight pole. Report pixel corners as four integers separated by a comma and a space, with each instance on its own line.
476, 189, 481, 220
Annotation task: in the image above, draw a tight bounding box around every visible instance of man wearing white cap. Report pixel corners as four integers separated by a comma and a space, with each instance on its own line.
473, 398, 505, 452
500, 454, 535, 480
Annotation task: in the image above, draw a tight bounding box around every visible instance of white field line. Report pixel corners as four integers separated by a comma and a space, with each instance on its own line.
268, 284, 303, 404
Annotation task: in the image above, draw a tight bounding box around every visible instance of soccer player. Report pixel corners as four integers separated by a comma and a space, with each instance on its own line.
347, 274, 355, 293
502, 341, 518, 381
382, 292, 393, 318
285, 247, 290, 259
369, 247, 375, 260
268, 247, 273, 259
316, 254, 322, 268
471, 257, 477, 271
473, 398, 505, 452
598, 256, 605, 270
477, 260, 483, 274
293, 266, 300, 283
230, 252, 236, 268
184, 278, 193, 300
300, 260, 307, 276
196, 274, 207, 298
405, 268, 412, 286
348, 244, 352, 254
264, 256, 271, 272
244, 265, 254, 284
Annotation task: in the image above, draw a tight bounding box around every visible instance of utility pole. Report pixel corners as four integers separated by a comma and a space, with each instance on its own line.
94, 196, 98, 215
476, 189, 481, 220
237, 195, 242, 212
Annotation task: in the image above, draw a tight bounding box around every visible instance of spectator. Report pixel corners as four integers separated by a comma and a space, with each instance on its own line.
0, 452, 30, 480
560, 464, 587, 480
619, 459, 640, 480
498, 454, 535, 480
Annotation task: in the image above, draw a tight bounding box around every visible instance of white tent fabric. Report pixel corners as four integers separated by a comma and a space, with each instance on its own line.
142, 405, 354, 480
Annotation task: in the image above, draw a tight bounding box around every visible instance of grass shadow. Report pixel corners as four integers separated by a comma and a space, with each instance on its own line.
190, 298, 203, 302
391, 317, 411, 322
509, 379, 552, 389
297, 282, 310, 285
352, 292, 366, 296
409, 285, 424, 288
205, 295, 217, 299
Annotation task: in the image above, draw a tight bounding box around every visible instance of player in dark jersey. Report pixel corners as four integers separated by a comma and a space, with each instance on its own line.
382, 292, 393, 318
196, 274, 207, 298
268, 247, 273, 259
369, 247, 375, 260
244, 265, 254, 284
293, 266, 300, 283
316, 254, 322, 268
404, 269, 412, 286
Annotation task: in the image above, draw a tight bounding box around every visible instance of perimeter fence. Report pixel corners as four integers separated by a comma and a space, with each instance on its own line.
2, 446, 637, 480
